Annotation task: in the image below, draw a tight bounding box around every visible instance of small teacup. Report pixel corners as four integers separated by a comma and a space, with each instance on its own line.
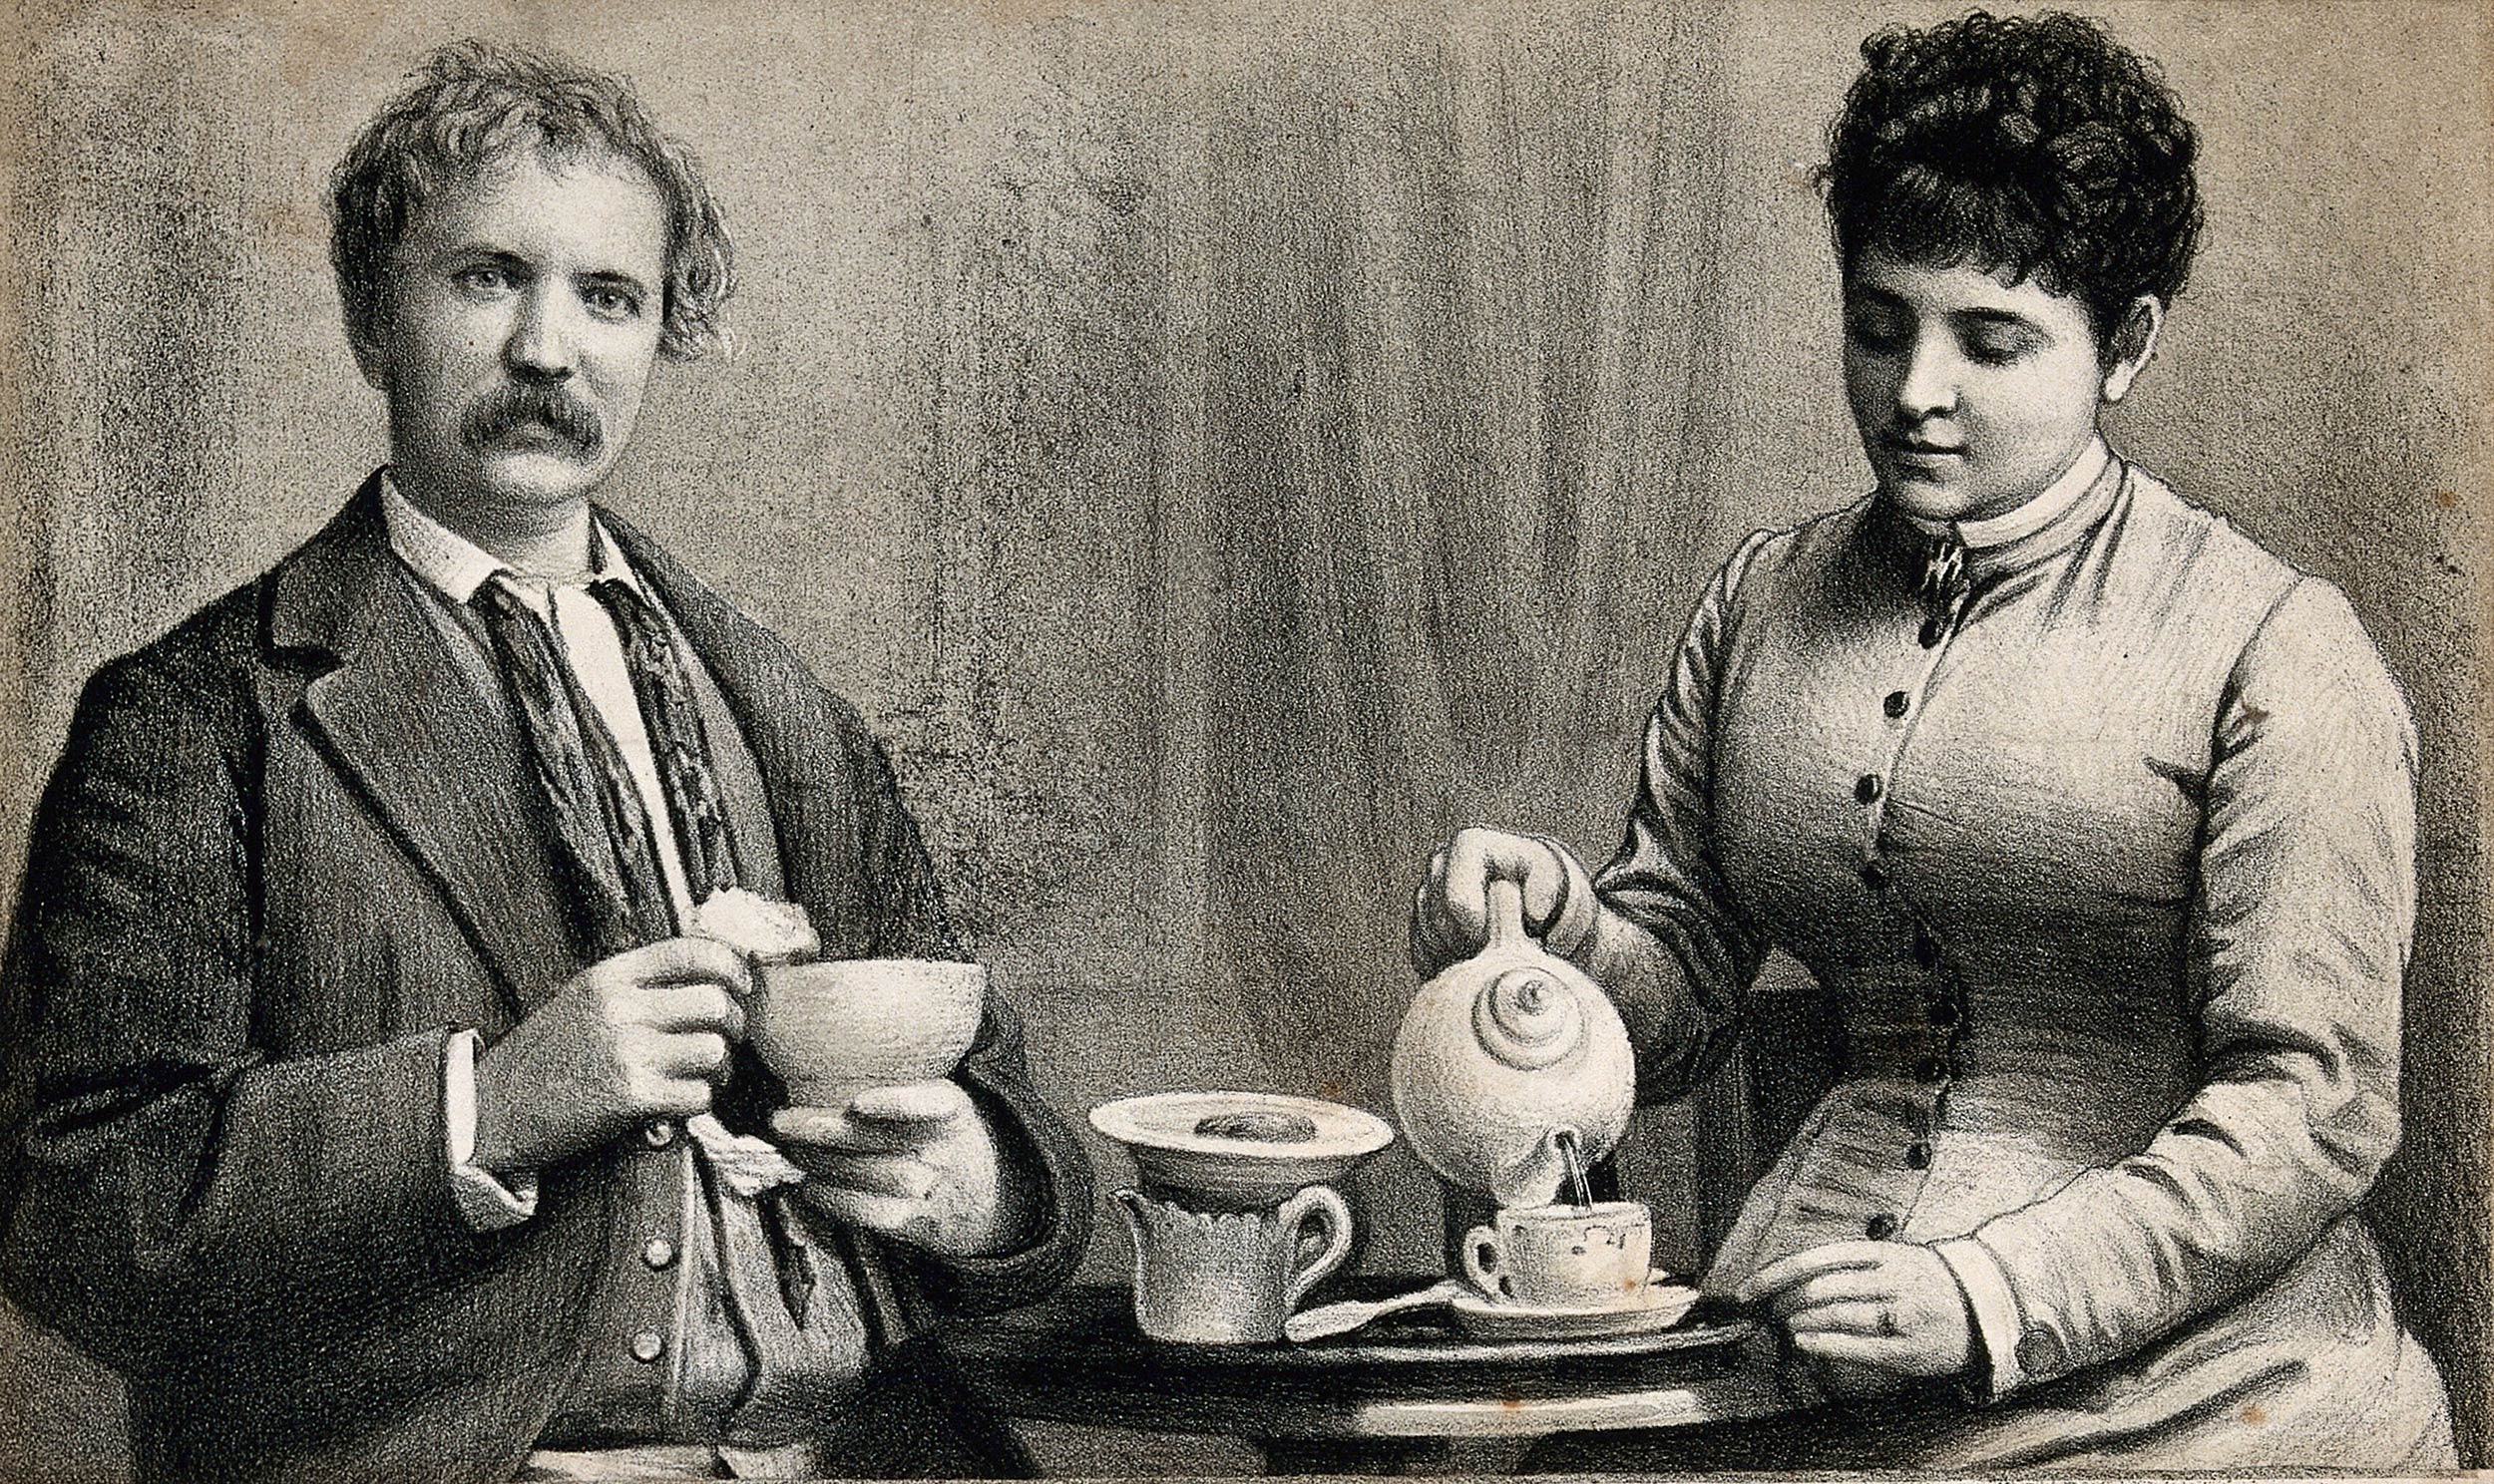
1462, 1200, 1652, 1308
748, 957, 985, 1107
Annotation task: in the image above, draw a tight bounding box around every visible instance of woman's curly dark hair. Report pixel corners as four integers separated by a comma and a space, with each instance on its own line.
1822, 11, 2203, 343
330, 39, 736, 366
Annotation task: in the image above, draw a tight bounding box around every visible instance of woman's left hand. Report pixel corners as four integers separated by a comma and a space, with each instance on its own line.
1736, 1241, 1974, 1395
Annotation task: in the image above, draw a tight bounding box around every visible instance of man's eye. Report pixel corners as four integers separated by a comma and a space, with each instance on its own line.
585, 286, 642, 320
452, 266, 513, 295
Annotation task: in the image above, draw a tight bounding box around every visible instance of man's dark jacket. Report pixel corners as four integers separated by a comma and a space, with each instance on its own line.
0, 479, 1091, 1482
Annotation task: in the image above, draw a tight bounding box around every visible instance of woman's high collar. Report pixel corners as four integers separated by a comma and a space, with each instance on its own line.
1902, 437, 2112, 550
1870, 442, 2130, 593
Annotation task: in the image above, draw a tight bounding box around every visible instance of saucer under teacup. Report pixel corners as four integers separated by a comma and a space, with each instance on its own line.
1449, 1271, 1700, 1340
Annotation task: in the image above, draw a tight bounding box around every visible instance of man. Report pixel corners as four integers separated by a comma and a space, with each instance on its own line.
0, 40, 1087, 1483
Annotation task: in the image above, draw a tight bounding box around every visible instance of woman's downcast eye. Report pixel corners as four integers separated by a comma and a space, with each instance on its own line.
1847, 314, 1909, 354
1960, 330, 2034, 366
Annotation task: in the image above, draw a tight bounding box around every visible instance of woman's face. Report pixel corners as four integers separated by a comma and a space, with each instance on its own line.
1842, 250, 2148, 524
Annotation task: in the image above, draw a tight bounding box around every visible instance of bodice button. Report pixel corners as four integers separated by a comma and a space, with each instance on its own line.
2017, 1328, 2066, 1375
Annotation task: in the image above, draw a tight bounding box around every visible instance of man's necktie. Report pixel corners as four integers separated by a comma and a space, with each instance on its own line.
471, 574, 676, 956
587, 577, 742, 902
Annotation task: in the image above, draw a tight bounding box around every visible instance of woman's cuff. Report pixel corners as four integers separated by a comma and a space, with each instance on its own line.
1932, 1235, 2027, 1402
445, 1028, 540, 1231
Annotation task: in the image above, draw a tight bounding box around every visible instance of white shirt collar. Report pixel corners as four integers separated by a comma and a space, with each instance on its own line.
1905, 437, 2112, 549
380, 472, 645, 603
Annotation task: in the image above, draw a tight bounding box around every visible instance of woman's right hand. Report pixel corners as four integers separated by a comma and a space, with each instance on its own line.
1409, 827, 1599, 978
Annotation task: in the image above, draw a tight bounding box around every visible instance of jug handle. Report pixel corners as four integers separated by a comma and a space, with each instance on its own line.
1111, 1189, 1150, 1281
1278, 1184, 1355, 1312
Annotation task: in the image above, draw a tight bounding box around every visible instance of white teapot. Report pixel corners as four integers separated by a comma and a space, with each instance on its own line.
1389, 876, 1635, 1205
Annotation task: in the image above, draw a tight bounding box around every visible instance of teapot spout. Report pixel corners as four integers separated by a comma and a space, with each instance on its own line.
1489, 1124, 1591, 1209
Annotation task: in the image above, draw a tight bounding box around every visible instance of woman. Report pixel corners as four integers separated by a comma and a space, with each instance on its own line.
1412, 11, 2456, 1471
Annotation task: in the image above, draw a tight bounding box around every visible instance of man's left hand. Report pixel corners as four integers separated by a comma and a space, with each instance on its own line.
773, 1081, 1021, 1258
1736, 1241, 1974, 1396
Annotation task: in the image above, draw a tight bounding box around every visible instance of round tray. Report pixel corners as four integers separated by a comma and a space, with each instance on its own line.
949, 1282, 1758, 1400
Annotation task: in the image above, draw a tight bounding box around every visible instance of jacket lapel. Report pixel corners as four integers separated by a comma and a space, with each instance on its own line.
270, 477, 583, 1017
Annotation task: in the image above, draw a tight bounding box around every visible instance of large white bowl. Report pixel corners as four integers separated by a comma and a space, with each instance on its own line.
1088, 1091, 1396, 1208
750, 957, 984, 1107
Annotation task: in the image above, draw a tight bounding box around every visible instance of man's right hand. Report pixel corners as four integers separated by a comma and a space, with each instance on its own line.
1410, 826, 1600, 978
472, 937, 751, 1172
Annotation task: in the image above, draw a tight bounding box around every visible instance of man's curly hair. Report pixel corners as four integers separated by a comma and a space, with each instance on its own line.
330, 39, 735, 365
1822, 11, 2203, 342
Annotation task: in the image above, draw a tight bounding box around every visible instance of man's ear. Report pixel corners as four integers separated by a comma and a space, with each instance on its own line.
349, 336, 388, 390
2100, 295, 2165, 405
346, 295, 391, 390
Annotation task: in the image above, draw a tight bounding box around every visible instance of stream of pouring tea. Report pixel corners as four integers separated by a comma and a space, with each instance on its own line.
1553, 1127, 1593, 1210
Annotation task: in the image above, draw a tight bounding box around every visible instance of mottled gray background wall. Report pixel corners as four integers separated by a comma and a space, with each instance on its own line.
1, 0, 2486, 1477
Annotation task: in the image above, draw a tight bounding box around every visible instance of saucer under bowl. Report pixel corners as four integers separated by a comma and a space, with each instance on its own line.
1088, 1091, 1396, 1208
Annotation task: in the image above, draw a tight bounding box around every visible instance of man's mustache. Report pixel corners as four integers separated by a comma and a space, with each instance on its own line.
462, 385, 605, 458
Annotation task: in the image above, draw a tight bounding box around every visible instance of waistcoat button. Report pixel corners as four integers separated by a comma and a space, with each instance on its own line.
642, 1237, 677, 1271
1855, 774, 1882, 804
1883, 690, 1910, 719
1905, 1141, 1932, 1170
641, 1120, 676, 1150
1865, 1213, 1899, 1240
1919, 616, 1947, 648
628, 1329, 665, 1364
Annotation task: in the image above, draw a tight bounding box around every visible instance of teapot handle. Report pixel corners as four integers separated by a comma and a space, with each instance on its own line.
1483, 876, 1529, 950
